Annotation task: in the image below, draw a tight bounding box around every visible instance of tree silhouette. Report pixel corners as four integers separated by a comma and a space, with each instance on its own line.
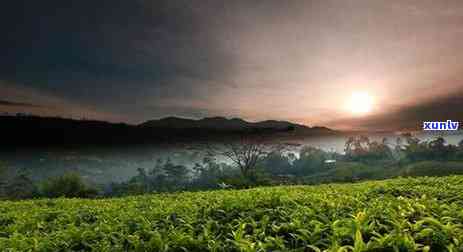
208, 136, 282, 180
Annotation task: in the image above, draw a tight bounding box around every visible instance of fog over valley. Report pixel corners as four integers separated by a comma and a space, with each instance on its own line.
3, 131, 462, 185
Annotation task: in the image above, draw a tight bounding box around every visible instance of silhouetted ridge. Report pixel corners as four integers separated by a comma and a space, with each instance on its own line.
0, 115, 338, 148
140, 116, 314, 131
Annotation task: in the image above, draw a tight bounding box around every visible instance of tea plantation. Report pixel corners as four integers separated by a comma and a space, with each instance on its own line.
1, 176, 463, 251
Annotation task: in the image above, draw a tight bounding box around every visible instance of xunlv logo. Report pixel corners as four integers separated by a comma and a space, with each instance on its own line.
423, 120, 459, 131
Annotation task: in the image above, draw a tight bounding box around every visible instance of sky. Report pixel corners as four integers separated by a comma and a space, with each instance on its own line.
1, 0, 463, 130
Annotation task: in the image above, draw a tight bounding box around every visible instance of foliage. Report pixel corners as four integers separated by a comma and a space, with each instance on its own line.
41, 172, 98, 198
106, 135, 463, 196
400, 161, 463, 177
3, 173, 38, 200
259, 150, 292, 175
344, 136, 393, 162
292, 146, 333, 175
4, 134, 463, 200
191, 155, 230, 189
1, 176, 463, 251
208, 137, 283, 181
401, 135, 460, 162
106, 158, 192, 196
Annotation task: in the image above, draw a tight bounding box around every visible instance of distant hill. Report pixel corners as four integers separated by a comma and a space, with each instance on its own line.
140, 116, 321, 131
0, 115, 338, 148
140, 116, 253, 130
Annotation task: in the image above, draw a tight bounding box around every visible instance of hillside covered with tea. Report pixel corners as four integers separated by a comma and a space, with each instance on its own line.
1, 176, 463, 251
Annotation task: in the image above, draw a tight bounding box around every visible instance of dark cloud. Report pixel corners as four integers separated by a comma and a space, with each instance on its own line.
1, 0, 463, 128
0, 1, 232, 99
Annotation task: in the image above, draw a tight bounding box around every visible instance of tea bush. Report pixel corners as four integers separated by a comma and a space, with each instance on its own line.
1, 176, 463, 251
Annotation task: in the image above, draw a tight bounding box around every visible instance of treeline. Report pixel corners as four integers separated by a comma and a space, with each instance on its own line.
0, 172, 98, 200
1, 133, 463, 200
105, 133, 463, 195
344, 133, 463, 163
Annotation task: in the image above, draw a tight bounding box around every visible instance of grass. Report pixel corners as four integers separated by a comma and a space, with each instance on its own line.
1, 176, 463, 251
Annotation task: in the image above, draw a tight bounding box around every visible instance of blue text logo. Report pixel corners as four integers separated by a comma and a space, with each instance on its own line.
423, 120, 459, 131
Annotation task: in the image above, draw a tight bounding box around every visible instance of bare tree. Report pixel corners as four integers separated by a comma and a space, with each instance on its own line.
207, 136, 282, 179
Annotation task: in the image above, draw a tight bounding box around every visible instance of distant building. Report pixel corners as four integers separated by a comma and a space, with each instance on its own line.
324, 159, 336, 169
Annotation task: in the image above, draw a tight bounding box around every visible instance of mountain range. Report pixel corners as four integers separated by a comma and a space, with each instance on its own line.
140, 116, 325, 131
0, 114, 337, 147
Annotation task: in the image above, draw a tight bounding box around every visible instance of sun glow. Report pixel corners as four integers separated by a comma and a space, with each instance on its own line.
347, 92, 374, 115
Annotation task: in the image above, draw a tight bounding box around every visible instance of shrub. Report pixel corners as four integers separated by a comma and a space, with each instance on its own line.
41, 173, 98, 198
292, 146, 329, 175
3, 173, 38, 200
260, 151, 292, 175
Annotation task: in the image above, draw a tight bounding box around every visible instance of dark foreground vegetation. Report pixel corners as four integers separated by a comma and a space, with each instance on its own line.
1, 176, 463, 251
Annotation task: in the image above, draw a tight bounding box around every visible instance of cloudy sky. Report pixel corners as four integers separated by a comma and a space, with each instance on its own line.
1, 0, 463, 130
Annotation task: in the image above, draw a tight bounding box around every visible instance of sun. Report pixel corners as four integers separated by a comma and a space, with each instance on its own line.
347, 92, 374, 115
